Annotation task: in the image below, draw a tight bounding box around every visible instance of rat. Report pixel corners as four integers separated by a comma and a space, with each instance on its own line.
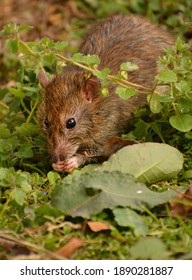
37, 15, 174, 173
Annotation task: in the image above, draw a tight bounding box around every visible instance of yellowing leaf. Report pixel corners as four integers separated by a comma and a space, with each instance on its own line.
99, 143, 183, 184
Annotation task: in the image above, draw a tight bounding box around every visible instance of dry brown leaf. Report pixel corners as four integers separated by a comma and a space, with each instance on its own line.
48, 13, 62, 26
56, 237, 83, 258
87, 221, 110, 232
170, 186, 192, 217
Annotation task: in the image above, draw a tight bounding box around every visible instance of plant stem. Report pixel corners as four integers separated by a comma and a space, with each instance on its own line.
26, 94, 40, 124
18, 36, 37, 57
0, 101, 9, 109
22, 163, 45, 176
170, 82, 179, 114
0, 189, 14, 216
21, 99, 31, 115
143, 206, 160, 223
56, 53, 151, 91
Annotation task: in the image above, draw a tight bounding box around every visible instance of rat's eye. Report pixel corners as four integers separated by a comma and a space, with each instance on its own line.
66, 118, 76, 129
44, 117, 49, 127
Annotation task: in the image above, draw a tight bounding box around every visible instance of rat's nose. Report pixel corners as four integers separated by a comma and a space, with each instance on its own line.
52, 154, 65, 163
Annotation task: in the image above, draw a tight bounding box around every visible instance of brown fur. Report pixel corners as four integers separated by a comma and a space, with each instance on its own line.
37, 15, 174, 171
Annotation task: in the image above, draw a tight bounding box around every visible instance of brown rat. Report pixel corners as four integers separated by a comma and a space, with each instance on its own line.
37, 15, 174, 172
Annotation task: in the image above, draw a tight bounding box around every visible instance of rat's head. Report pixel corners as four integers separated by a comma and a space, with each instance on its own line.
37, 68, 101, 163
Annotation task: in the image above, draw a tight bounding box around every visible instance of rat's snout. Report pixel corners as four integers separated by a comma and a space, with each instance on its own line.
48, 138, 78, 164
50, 145, 69, 163
51, 153, 65, 163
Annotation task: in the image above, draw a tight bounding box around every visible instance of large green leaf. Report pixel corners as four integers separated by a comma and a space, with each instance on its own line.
51, 171, 179, 218
98, 143, 183, 184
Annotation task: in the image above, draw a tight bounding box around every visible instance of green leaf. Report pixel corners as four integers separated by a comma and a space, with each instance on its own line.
30, 173, 44, 186
54, 41, 68, 51
84, 54, 100, 66
1, 23, 17, 35
0, 168, 12, 182
6, 38, 19, 53
120, 62, 138, 71
92, 68, 110, 80
51, 171, 179, 218
15, 144, 33, 158
12, 187, 26, 205
159, 94, 174, 103
18, 25, 33, 33
130, 237, 168, 259
185, 131, 192, 140
182, 169, 192, 179
113, 207, 148, 236
120, 70, 128, 80
175, 80, 191, 94
115, 86, 136, 100
70, 53, 100, 66
47, 171, 61, 185
14, 123, 39, 136
98, 143, 183, 184
157, 69, 177, 83
101, 87, 109, 96
18, 42, 33, 55
36, 205, 64, 219
9, 88, 25, 99
133, 120, 150, 139
42, 53, 56, 65
0, 137, 18, 158
147, 93, 162, 114
0, 124, 11, 139
40, 37, 55, 48
150, 123, 165, 143
1, 24, 31, 36
70, 53, 85, 63
0, 88, 9, 100
169, 114, 192, 132
178, 98, 192, 114
15, 173, 32, 193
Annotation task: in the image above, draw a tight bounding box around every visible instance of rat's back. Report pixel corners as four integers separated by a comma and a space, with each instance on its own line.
80, 15, 174, 88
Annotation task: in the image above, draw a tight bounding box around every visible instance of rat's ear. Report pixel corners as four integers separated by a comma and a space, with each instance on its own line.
83, 75, 100, 102
38, 70, 50, 88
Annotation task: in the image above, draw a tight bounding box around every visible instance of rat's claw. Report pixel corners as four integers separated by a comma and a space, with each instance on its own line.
52, 156, 79, 173
63, 157, 79, 173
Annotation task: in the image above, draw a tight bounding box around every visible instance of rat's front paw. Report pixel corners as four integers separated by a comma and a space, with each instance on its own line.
52, 156, 79, 173
63, 157, 79, 173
